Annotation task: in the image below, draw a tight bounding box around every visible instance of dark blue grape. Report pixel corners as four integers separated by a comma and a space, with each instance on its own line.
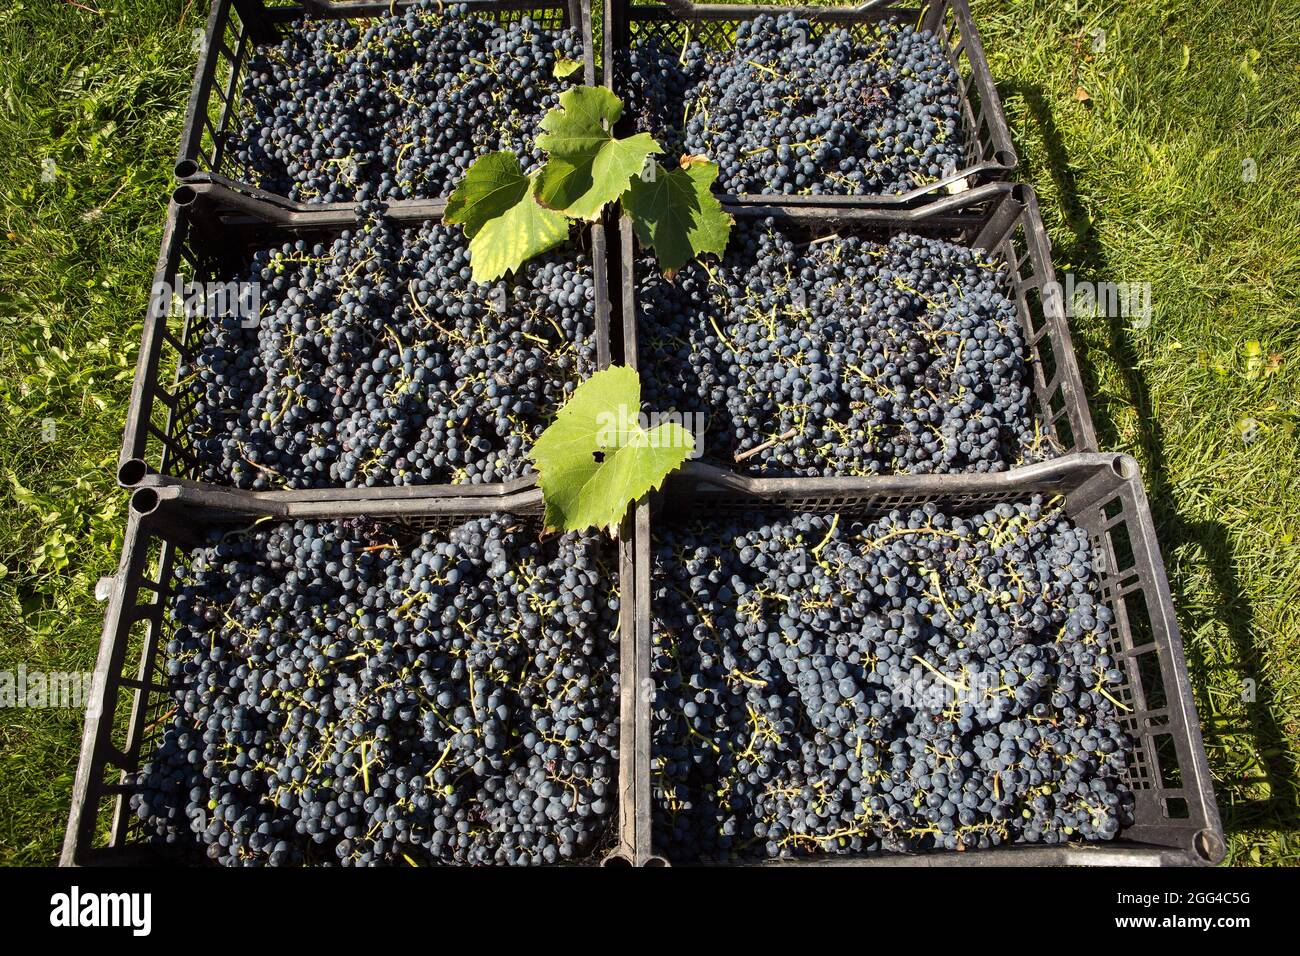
619, 13, 967, 197
637, 219, 1053, 476
230, 3, 583, 204
130, 515, 620, 866
181, 208, 594, 490
651, 498, 1135, 861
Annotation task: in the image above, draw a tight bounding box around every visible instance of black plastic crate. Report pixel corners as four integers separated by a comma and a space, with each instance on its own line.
605, 0, 1017, 207
176, 0, 597, 212
618, 183, 1096, 487
62, 483, 638, 866
119, 181, 613, 501
632, 453, 1224, 866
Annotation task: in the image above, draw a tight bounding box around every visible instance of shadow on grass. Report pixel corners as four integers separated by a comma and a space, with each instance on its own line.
1008, 81, 1300, 846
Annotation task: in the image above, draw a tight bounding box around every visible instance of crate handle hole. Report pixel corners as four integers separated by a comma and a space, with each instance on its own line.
1111, 455, 1137, 480
643, 855, 669, 867
601, 850, 633, 867
997, 149, 1019, 170
1194, 829, 1225, 864
173, 185, 198, 207
174, 159, 200, 179
118, 459, 148, 487
131, 488, 160, 516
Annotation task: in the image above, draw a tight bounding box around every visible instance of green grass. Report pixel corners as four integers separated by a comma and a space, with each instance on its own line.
973, 0, 1300, 865
0, 0, 203, 865
0, 0, 1296, 865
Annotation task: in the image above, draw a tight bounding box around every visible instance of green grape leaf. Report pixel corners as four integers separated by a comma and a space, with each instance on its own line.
445, 151, 531, 239
530, 365, 694, 533
467, 182, 570, 283
553, 57, 583, 79
623, 158, 733, 276
535, 86, 661, 221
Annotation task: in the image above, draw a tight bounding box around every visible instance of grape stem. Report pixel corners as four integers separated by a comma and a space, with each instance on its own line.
910, 654, 969, 693
734, 427, 798, 462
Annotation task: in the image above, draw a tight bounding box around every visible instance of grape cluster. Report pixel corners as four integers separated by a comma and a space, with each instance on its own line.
130, 514, 620, 866
620, 14, 966, 196
182, 206, 597, 489
638, 219, 1055, 476
229, 3, 583, 203
652, 498, 1135, 861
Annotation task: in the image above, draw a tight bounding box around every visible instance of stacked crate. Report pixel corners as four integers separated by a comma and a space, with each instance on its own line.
61, 0, 1222, 867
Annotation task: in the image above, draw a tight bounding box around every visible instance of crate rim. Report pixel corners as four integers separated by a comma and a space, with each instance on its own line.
118, 180, 614, 501
632, 450, 1225, 866
175, 0, 599, 208
606, 0, 1019, 208
673, 448, 1136, 501
618, 180, 1099, 487
62, 482, 639, 867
